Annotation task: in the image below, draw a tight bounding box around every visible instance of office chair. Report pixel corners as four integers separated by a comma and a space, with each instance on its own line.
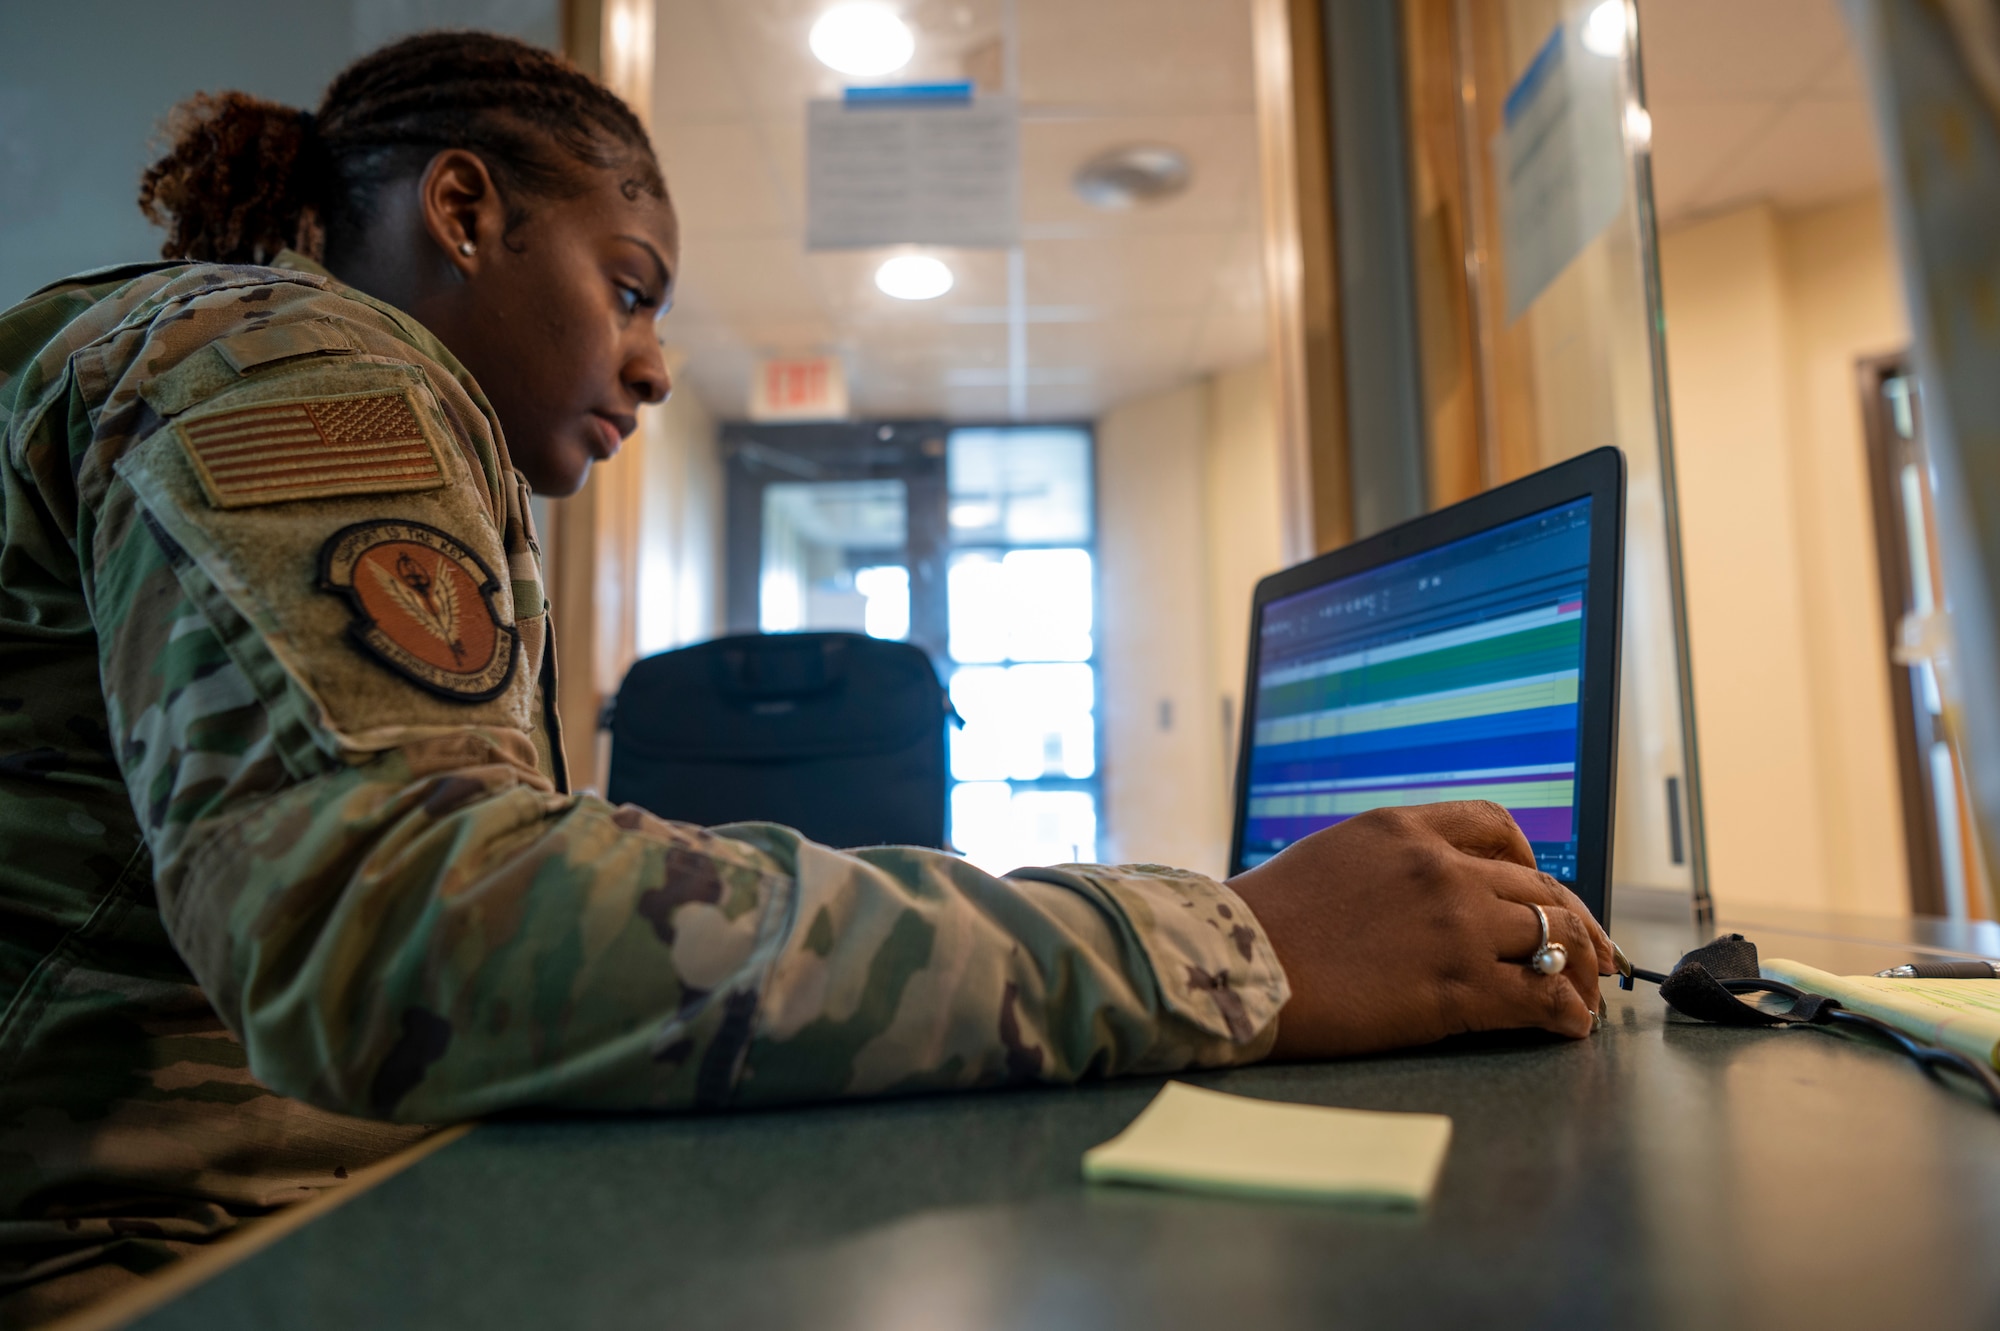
605, 631, 950, 849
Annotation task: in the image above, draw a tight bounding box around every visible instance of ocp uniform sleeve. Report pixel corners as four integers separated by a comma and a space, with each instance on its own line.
70, 271, 1288, 1123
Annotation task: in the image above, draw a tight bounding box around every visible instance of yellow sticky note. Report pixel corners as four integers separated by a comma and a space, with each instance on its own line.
1082, 1081, 1453, 1207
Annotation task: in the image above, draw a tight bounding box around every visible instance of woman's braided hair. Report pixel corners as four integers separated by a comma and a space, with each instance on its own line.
138, 31, 665, 267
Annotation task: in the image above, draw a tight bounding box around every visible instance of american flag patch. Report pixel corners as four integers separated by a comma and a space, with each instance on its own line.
176, 389, 450, 509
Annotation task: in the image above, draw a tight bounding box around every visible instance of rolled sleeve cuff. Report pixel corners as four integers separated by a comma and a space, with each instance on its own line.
1008, 862, 1290, 1068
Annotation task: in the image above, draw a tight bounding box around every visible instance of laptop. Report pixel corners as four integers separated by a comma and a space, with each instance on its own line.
1228, 447, 1626, 924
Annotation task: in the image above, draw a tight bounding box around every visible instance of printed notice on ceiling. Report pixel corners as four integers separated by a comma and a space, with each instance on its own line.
1494, 23, 1628, 322
806, 97, 1020, 250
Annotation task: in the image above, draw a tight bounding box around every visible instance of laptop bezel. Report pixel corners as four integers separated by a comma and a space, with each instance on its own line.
1227, 446, 1626, 925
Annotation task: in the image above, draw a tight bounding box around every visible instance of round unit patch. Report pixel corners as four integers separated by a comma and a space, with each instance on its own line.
319, 520, 519, 702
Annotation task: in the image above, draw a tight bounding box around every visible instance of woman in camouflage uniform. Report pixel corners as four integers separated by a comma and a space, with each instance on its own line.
0, 30, 1612, 1325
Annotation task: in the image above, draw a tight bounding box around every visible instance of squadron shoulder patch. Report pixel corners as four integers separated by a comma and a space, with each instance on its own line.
319, 520, 519, 702
176, 387, 449, 509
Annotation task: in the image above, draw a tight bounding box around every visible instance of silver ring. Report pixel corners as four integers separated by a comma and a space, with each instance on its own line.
1527, 903, 1568, 976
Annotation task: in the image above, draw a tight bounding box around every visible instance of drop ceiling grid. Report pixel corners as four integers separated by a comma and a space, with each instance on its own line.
650, 0, 1269, 422
1638, 0, 1883, 227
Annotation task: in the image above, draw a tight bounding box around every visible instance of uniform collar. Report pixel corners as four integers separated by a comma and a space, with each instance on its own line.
271, 249, 336, 280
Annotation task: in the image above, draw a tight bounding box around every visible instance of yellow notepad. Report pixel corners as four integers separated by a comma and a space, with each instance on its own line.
1081, 1081, 1453, 1207
1762, 958, 2000, 1068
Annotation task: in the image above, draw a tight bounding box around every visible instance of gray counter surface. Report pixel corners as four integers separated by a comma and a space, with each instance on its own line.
127, 896, 2000, 1330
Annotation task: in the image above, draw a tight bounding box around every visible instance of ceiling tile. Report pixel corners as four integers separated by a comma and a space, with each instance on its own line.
1019, 384, 1101, 420
654, 0, 1269, 425
1647, 99, 1785, 225
1808, 40, 1870, 97
1025, 230, 1236, 311
1020, 0, 1255, 110
1685, 95, 1883, 219
1203, 227, 1267, 318
656, 120, 793, 238
940, 385, 1014, 420
1020, 114, 1257, 232
679, 360, 752, 418
673, 236, 826, 318
1030, 315, 1199, 375
1637, 0, 1851, 103
653, 0, 752, 119
1189, 308, 1268, 373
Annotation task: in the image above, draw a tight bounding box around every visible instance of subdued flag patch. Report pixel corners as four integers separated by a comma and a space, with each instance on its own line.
319, 519, 519, 702
176, 388, 449, 509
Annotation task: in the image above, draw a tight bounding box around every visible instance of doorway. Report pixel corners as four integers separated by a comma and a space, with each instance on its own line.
1859, 356, 1992, 919
725, 421, 1102, 871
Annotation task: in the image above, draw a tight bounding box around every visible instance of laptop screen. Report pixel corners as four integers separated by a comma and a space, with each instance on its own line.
1240, 496, 1595, 880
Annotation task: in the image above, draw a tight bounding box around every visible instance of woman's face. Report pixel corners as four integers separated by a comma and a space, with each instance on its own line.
422, 162, 679, 496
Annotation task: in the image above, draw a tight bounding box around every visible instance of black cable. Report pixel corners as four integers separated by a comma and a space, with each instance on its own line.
1821, 1008, 2000, 1111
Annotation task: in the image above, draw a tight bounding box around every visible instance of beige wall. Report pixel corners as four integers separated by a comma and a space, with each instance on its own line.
1205, 362, 1289, 796
1660, 191, 1910, 916
637, 377, 726, 657
1097, 362, 1288, 878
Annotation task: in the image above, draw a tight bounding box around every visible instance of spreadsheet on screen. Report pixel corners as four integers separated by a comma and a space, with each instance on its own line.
1242, 498, 1593, 880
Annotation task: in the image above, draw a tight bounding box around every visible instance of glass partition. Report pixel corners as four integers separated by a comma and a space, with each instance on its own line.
1402, 0, 1707, 907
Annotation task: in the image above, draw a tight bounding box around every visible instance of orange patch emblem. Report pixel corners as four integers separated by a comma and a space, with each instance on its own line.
319, 520, 519, 701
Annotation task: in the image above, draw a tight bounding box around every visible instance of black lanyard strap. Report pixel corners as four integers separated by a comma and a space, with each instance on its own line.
1621, 933, 2000, 1113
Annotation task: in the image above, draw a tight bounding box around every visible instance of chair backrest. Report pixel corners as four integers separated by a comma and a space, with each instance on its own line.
606, 632, 948, 849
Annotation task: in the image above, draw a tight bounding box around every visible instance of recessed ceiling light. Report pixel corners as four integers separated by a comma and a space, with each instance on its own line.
1581, 0, 1627, 57
1073, 145, 1192, 210
876, 254, 954, 300
810, 3, 915, 77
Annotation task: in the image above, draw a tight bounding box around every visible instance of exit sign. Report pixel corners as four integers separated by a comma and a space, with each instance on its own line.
750, 355, 849, 421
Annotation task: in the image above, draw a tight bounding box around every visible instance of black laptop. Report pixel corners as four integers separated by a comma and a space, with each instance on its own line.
1228, 447, 1626, 924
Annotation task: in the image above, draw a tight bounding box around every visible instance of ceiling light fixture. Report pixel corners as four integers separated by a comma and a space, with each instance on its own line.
810, 3, 915, 77
1072, 145, 1192, 210
1624, 104, 1653, 149
1581, 0, 1628, 57
875, 254, 954, 300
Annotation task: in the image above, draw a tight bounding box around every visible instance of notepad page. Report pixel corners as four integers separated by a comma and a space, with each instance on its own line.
1762, 958, 2000, 1068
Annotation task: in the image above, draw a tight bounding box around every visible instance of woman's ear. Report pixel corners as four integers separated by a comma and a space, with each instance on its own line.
418, 149, 505, 276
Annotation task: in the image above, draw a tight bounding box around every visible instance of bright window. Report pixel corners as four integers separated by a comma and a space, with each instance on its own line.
944, 427, 1098, 873
949, 663, 1096, 782
759, 479, 909, 640
948, 549, 1094, 664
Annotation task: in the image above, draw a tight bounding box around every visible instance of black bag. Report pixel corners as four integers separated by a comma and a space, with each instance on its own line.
605, 632, 949, 849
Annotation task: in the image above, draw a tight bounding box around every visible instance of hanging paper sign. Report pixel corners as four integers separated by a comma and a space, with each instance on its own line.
806, 95, 1020, 250
1494, 22, 1629, 321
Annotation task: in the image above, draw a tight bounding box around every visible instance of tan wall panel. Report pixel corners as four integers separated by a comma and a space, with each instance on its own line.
1660, 195, 1911, 915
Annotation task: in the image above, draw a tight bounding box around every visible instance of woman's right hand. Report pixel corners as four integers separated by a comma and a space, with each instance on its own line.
1227, 801, 1614, 1060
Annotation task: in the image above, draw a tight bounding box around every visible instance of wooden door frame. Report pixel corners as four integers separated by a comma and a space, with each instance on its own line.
1857, 350, 1948, 915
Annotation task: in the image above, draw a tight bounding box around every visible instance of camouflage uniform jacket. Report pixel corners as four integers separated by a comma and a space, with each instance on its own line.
0, 254, 1287, 1312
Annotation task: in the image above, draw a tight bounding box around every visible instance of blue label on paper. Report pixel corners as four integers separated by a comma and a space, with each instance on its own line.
844, 82, 975, 106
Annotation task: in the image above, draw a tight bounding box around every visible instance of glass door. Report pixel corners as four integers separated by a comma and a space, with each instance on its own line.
725, 421, 1102, 872
1402, 0, 1708, 911
723, 421, 949, 659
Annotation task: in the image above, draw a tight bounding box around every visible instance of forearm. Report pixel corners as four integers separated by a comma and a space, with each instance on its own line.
164, 749, 1287, 1122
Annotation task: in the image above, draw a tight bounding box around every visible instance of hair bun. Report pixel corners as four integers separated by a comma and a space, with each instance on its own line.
139, 91, 327, 265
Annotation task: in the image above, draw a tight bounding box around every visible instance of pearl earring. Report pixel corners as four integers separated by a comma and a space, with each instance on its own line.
458, 240, 477, 257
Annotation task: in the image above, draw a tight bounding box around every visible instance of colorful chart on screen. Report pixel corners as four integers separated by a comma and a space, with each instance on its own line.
1240, 498, 1592, 880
